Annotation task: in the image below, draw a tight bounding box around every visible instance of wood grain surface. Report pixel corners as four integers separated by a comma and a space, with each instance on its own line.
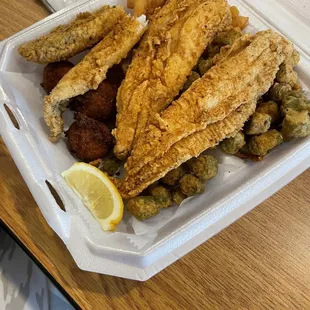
1, 1, 310, 309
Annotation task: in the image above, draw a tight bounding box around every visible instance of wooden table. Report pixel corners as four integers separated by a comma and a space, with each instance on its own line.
1, 1, 310, 309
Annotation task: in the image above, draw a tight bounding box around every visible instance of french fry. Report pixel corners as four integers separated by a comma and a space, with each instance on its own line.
230, 6, 239, 18
149, 0, 166, 8
134, 0, 147, 17
232, 16, 249, 30
127, 0, 134, 9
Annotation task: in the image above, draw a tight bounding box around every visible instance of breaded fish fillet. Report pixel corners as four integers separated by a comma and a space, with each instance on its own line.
113, 0, 232, 159
43, 15, 147, 142
126, 30, 295, 177
121, 100, 256, 198
18, 6, 125, 63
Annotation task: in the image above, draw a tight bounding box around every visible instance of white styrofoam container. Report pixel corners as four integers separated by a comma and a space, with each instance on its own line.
0, 0, 309, 281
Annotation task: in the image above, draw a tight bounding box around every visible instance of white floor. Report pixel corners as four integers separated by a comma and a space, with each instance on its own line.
0, 227, 74, 310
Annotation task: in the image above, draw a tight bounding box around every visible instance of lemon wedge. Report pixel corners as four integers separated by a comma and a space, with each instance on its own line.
61, 162, 124, 231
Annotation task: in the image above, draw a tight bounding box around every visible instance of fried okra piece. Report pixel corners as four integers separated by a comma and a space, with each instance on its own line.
220, 131, 246, 155
65, 113, 114, 161
161, 165, 186, 186
248, 130, 283, 156
276, 50, 300, 87
99, 157, 121, 176
41, 61, 74, 94
198, 58, 214, 75
256, 101, 280, 123
190, 155, 218, 181
180, 175, 205, 197
127, 196, 160, 221
281, 110, 310, 141
214, 27, 243, 46
172, 189, 186, 205
183, 71, 200, 91
245, 112, 272, 135
281, 95, 310, 115
269, 83, 292, 103
149, 186, 173, 209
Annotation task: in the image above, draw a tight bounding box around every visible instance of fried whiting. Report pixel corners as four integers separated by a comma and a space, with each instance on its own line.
126, 30, 295, 177
18, 6, 126, 63
43, 14, 147, 142
121, 100, 257, 198
113, 0, 232, 159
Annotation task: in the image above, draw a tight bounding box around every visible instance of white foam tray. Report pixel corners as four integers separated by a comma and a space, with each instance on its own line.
0, 0, 309, 281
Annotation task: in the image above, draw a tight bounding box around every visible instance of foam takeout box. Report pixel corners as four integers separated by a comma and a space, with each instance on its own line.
0, 0, 309, 281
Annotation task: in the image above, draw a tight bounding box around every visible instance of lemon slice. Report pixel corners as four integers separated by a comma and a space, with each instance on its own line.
61, 162, 124, 231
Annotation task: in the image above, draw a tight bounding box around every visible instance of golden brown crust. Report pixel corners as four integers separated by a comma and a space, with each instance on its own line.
125, 30, 295, 176
43, 15, 147, 142
18, 6, 126, 64
113, 0, 232, 159
120, 100, 256, 198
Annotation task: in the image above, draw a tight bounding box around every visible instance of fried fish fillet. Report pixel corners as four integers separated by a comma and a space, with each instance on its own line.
121, 100, 256, 198
113, 0, 232, 159
121, 30, 296, 197
18, 6, 126, 63
126, 30, 295, 176
43, 15, 147, 142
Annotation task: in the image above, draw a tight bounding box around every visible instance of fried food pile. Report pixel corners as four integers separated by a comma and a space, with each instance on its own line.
18, 1, 310, 222
43, 13, 147, 142
120, 30, 296, 198
113, 0, 232, 159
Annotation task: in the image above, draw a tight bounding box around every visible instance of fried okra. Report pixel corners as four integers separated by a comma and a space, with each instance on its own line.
127, 196, 160, 221
41, 61, 74, 94
149, 186, 173, 209
190, 155, 218, 181
198, 58, 214, 76
66, 113, 114, 161
183, 71, 200, 91
70, 81, 117, 122
281, 94, 310, 115
220, 131, 246, 154
248, 130, 283, 156
214, 27, 243, 46
180, 175, 205, 197
256, 101, 280, 123
161, 165, 186, 186
281, 110, 310, 141
276, 50, 300, 87
99, 157, 121, 176
172, 189, 186, 205
269, 83, 292, 103
245, 112, 272, 135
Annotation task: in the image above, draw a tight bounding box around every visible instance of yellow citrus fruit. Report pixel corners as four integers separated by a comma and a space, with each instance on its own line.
61, 162, 123, 231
